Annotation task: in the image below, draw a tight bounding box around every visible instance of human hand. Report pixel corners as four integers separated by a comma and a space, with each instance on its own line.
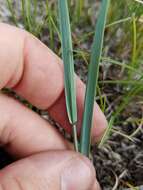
0, 23, 107, 190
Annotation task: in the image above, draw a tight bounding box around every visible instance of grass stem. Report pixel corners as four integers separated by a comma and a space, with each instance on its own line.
72, 124, 79, 152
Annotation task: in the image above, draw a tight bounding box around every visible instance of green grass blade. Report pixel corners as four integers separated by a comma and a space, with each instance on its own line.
25, 0, 32, 32
58, 0, 78, 150
98, 116, 114, 148
6, 0, 18, 26
131, 14, 137, 67
75, 0, 84, 21
106, 17, 131, 28
21, 0, 27, 28
80, 0, 110, 156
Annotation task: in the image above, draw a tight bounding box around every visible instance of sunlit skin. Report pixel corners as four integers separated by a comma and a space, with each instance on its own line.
0, 23, 107, 190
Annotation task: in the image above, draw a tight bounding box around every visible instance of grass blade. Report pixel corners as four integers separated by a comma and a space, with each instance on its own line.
75, 0, 84, 21
98, 116, 114, 148
58, 0, 78, 151
131, 14, 137, 68
80, 0, 110, 156
6, 0, 18, 26
25, 0, 32, 32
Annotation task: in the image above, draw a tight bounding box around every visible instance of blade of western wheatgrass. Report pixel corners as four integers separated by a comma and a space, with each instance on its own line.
80, 0, 110, 156
58, 0, 78, 151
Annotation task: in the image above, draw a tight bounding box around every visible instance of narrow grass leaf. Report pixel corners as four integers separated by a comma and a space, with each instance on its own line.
6, 0, 18, 26
80, 0, 110, 156
101, 57, 142, 75
76, 0, 84, 21
106, 17, 131, 28
130, 118, 143, 138
98, 116, 114, 148
99, 80, 143, 85
58, 0, 78, 151
131, 14, 137, 67
21, 0, 27, 28
25, 0, 32, 32
112, 128, 134, 142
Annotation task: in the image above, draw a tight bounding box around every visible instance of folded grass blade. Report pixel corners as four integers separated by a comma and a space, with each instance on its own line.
58, 0, 78, 151
80, 0, 110, 156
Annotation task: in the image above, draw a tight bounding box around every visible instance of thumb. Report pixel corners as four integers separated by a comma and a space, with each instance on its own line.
0, 150, 100, 190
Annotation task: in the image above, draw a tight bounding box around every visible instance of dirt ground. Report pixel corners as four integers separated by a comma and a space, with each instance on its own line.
0, 1, 143, 189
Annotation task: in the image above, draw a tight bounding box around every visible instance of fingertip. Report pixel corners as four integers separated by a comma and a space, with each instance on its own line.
61, 152, 96, 190
91, 180, 101, 190
91, 103, 107, 144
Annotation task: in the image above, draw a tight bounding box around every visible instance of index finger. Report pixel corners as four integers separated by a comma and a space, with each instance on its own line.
0, 23, 107, 142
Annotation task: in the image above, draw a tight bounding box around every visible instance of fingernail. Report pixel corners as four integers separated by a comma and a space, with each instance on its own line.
61, 155, 95, 190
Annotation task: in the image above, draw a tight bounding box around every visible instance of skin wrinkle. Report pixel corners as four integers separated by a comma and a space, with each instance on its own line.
0, 177, 24, 190
47, 87, 65, 113
15, 34, 64, 109
13, 176, 49, 190
4, 126, 19, 153
6, 33, 26, 89
50, 51, 66, 111
0, 112, 10, 147
0, 95, 18, 148
0, 24, 23, 89
6, 53, 24, 88
0, 183, 6, 190
13, 177, 25, 190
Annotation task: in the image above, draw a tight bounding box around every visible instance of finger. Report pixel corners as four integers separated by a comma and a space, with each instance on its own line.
0, 151, 97, 190
0, 23, 107, 142
91, 181, 101, 190
0, 93, 68, 158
